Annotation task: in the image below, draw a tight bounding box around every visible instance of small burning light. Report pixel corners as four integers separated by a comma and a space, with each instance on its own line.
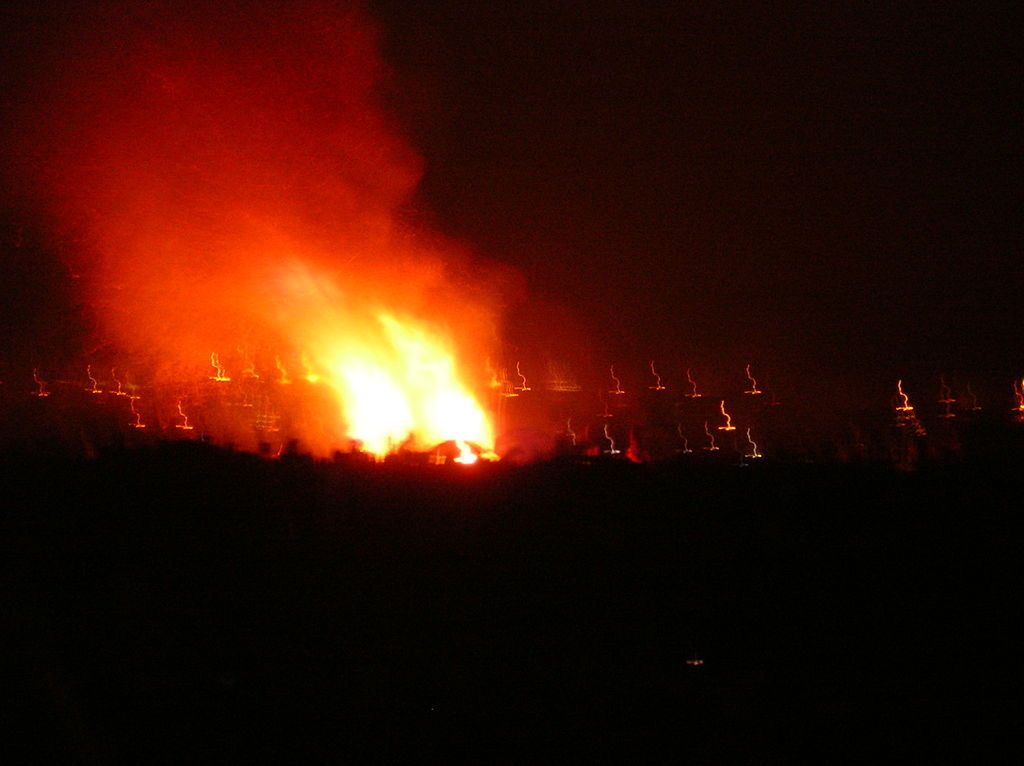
717, 400, 736, 431
175, 398, 194, 430
1013, 378, 1024, 415
648, 360, 666, 391
86, 365, 101, 394
32, 368, 50, 398
608, 364, 625, 395
744, 427, 763, 459
129, 395, 146, 429
685, 368, 702, 398
514, 361, 531, 392
703, 420, 719, 451
566, 417, 577, 446
686, 651, 705, 667
603, 423, 620, 455
744, 364, 762, 395
209, 352, 231, 382
239, 345, 259, 379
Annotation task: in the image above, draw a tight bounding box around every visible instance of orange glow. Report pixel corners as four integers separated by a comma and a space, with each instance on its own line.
609, 365, 625, 395
744, 364, 762, 395
686, 368, 701, 398
677, 424, 692, 453
300, 352, 320, 385
1013, 379, 1024, 417
32, 368, 50, 398
717, 400, 736, 431
275, 356, 291, 384
566, 417, 577, 446
703, 420, 719, 451
648, 360, 666, 390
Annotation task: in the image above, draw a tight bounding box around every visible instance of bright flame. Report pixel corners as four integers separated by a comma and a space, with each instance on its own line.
313, 313, 492, 457
453, 440, 478, 464
514, 361, 531, 392
129, 395, 146, 429
111, 368, 126, 396
717, 400, 736, 431
1013, 379, 1024, 415
677, 423, 692, 453
275, 356, 291, 384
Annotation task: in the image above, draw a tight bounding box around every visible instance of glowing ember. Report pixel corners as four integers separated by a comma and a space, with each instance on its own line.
686, 367, 702, 398
677, 424, 692, 453
717, 400, 736, 431
744, 364, 762, 395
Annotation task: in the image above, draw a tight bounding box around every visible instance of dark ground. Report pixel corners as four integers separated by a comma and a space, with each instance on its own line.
2, 443, 1017, 762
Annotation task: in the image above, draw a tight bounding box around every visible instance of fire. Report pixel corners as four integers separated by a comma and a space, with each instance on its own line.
686, 368, 702, 398
1013, 379, 1024, 416
566, 417, 577, 446
744, 364, 762, 395
677, 424, 692, 453
603, 423, 620, 455
453, 441, 478, 465
275, 356, 291, 384
111, 368, 127, 396
717, 400, 736, 431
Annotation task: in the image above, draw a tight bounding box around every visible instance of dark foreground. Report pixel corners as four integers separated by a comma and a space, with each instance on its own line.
2, 445, 1016, 762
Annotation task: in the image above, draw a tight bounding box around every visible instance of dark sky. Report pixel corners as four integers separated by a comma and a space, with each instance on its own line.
368, 2, 1020, 392
1, 1, 1020, 402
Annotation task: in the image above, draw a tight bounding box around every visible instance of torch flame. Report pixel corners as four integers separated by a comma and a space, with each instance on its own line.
744, 427, 762, 459
895, 379, 914, 412
514, 361, 531, 392
86, 365, 101, 394
175, 398, 194, 430
111, 368, 126, 396
32, 368, 50, 398
129, 395, 146, 428
603, 423, 620, 454
210, 353, 230, 382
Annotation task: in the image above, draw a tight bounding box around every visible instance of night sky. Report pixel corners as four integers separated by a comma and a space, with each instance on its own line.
2, 1, 1020, 404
